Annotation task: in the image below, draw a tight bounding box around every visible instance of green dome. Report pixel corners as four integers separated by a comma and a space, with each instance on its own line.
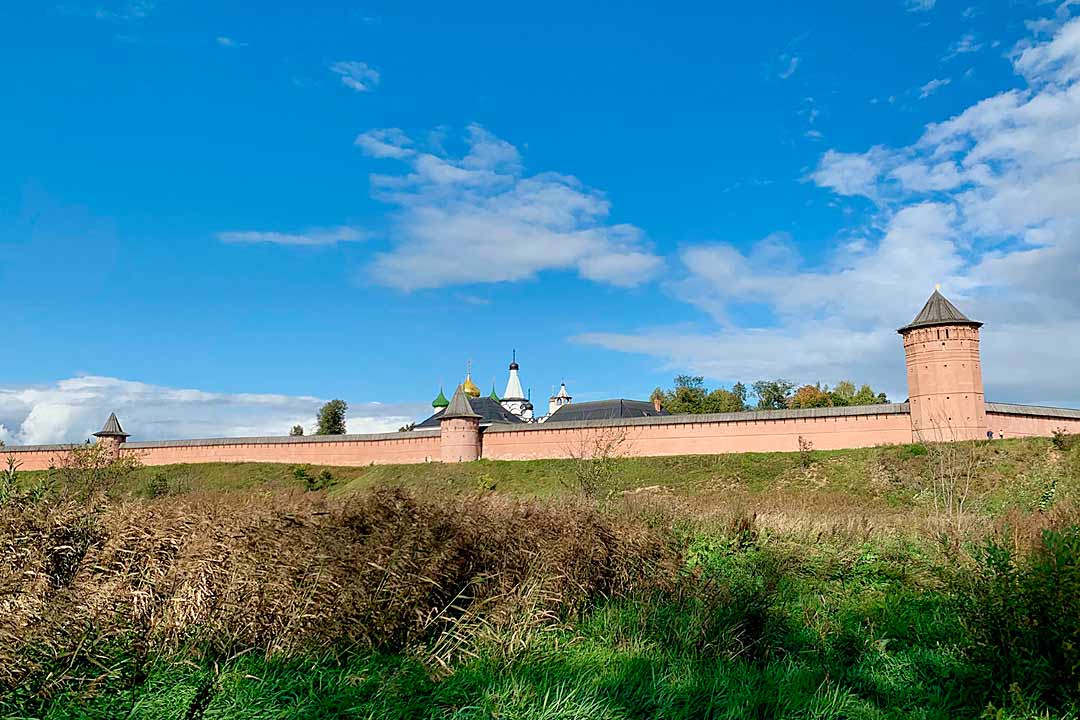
432, 387, 449, 409
489, 383, 501, 402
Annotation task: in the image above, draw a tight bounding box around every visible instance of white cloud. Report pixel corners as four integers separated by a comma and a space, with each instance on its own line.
905, 0, 936, 12
357, 124, 662, 290
809, 147, 890, 198
355, 128, 414, 158
578, 16, 1080, 408
330, 61, 380, 93
0, 376, 426, 445
216, 36, 247, 48
944, 33, 983, 60
93, 0, 155, 21
919, 77, 952, 98
216, 226, 368, 246
778, 54, 800, 80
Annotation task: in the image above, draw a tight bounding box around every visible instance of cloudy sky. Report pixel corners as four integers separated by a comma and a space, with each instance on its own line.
2, 1, 1080, 443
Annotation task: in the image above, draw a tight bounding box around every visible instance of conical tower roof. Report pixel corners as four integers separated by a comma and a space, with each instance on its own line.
441, 385, 480, 420
898, 289, 982, 333
93, 412, 129, 438
432, 387, 449, 409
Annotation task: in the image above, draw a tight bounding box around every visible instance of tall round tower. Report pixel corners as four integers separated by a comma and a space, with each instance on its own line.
439, 385, 481, 462
898, 289, 987, 442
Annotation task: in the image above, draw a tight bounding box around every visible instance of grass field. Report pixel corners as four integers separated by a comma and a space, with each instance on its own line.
5, 436, 1080, 718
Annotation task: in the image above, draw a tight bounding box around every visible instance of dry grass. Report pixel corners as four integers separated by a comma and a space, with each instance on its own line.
0, 487, 678, 699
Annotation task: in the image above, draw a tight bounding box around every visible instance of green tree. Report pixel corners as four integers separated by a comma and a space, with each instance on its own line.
853, 384, 887, 405
704, 386, 748, 413
752, 379, 795, 410
657, 376, 748, 415
289, 425, 304, 437
829, 380, 856, 407
315, 400, 348, 435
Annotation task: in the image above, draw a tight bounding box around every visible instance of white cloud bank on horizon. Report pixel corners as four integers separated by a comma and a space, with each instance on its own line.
578, 14, 1080, 409
354, 124, 663, 290
0, 376, 425, 446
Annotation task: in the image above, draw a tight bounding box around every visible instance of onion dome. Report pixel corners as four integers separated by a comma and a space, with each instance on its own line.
461, 373, 481, 398
490, 382, 501, 401
432, 387, 449, 409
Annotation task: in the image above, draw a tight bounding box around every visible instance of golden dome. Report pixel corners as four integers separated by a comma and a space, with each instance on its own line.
461, 374, 481, 398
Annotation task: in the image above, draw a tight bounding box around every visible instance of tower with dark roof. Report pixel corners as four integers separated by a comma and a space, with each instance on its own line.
93, 412, 130, 459
899, 288, 987, 441
439, 385, 481, 462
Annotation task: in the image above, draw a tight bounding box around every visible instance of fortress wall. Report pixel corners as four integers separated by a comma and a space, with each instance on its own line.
1, 445, 80, 472
986, 404, 1080, 439
124, 431, 442, 467
481, 407, 913, 461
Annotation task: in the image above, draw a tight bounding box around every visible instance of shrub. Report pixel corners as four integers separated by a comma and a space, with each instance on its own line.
1051, 429, 1077, 452
0, 455, 19, 505
798, 436, 814, 468
146, 472, 170, 498
959, 524, 1080, 707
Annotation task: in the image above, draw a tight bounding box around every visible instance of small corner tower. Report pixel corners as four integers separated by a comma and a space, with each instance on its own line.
439, 385, 481, 462
500, 351, 528, 418
93, 412, 130, 459
899, 289, 987, 442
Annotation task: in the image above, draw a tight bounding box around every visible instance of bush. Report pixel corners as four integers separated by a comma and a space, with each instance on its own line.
959, 524, 1080, 707
1052, 429, 1077, 452
146, 472, 170, 498
293, 466, 333, 491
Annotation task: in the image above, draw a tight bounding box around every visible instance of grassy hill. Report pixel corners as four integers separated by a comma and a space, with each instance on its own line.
5, 436, 1080, 719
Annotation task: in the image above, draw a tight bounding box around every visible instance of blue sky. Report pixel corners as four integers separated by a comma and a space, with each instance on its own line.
3, 0, 1080, 442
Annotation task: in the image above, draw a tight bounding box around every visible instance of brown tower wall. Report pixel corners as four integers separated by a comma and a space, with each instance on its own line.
902, 324, 987, 441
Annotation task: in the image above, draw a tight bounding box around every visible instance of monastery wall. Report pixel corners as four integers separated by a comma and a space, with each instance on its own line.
481, 405, 914, 460
0, 445, 76, 472
986, 403, 1080, 439
3, 431, 442, 471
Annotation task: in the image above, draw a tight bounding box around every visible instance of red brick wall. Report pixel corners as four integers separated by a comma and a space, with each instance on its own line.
481, 412, 914, 461
127, 435, 441, 467
987, 412, 1080, 439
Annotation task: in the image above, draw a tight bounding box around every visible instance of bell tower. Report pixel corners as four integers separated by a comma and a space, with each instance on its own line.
899, 289, 987, 442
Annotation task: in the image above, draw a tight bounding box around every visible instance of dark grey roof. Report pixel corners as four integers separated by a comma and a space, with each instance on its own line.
899, 290, 982, 333
440, 385, 481, 421
488, 402, 911, 433
94, 412, 129, 438
415, 397, 524, 428
986, 402, 1080, 420
544, 399, 669, 424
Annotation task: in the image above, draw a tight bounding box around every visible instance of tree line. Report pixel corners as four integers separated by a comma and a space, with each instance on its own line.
650, 376, 889, 415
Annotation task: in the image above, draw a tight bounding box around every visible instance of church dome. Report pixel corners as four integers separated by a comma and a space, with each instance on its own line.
432, 388, 449, 409
461, 374, 481, 398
